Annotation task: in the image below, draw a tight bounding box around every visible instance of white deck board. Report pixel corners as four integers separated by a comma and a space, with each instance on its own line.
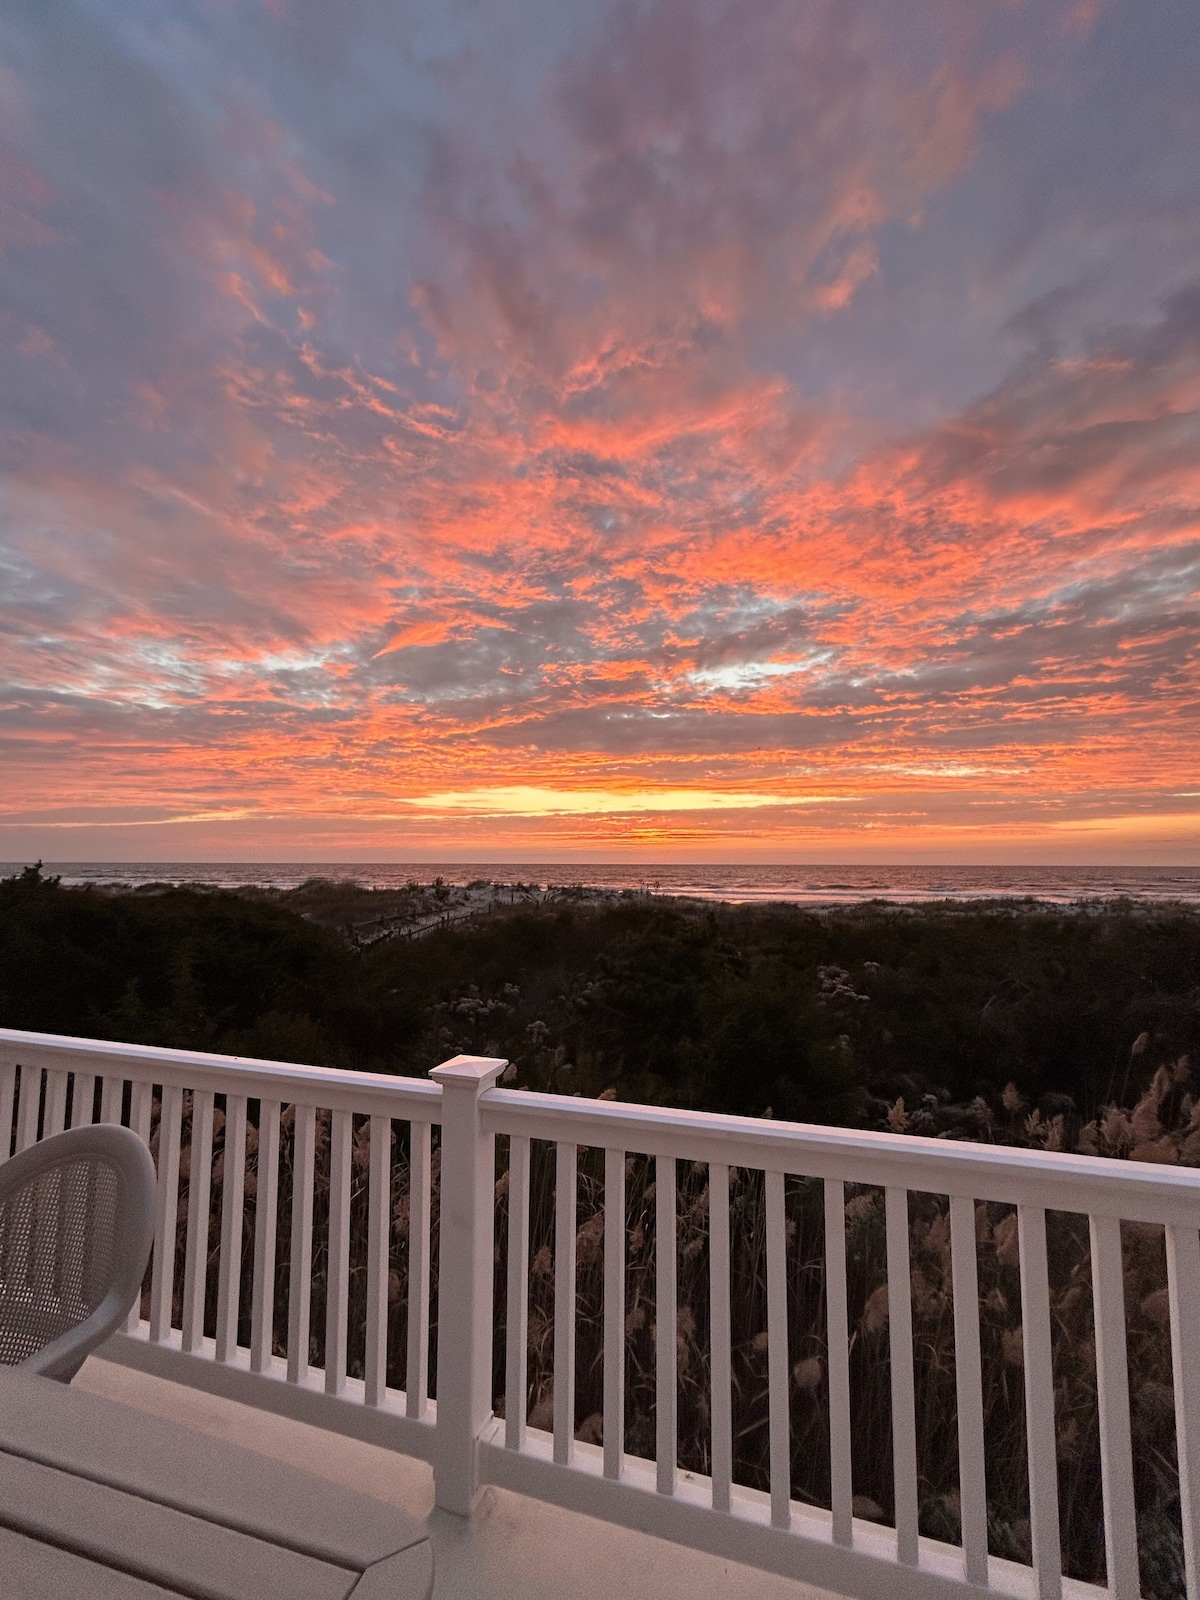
78, 1357, 837, 1600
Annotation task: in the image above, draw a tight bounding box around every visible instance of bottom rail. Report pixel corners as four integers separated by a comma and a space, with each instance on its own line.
479, 1432, 1107, 1600
100, 1324, 438, 1464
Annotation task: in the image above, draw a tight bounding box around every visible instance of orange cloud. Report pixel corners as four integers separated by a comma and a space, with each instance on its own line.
1, 0, 1196, 861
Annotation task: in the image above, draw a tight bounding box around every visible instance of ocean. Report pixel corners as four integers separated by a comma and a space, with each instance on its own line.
8, 862, 1200, 906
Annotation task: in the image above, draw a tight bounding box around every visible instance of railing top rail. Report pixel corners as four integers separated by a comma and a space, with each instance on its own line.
482, 1086, 1200, 1225
0, 1027, 443, 1119
6, 1026, 1200, 1224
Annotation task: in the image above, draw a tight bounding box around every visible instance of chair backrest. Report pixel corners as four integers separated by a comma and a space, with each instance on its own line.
0, 1124, 156, 1381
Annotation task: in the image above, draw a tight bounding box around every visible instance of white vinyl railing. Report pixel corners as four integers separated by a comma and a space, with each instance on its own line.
3, 1027, 1199, 1600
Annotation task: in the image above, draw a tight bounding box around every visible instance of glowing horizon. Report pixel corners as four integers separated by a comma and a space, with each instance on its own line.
2, 1, 1198, 865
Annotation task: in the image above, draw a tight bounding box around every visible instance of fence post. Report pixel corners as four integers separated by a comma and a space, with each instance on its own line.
430, 1053, 507, 1516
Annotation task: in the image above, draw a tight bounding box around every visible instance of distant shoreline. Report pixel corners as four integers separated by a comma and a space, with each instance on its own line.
6, 860, 1200, 909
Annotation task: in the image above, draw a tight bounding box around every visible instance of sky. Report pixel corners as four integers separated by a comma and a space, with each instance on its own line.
1, 0, 1198, 864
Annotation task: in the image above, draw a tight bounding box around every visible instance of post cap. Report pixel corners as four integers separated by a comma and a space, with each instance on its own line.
430, 1055, 508, 1088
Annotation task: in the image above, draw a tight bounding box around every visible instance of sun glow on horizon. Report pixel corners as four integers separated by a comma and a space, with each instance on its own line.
404, 787, 844, 816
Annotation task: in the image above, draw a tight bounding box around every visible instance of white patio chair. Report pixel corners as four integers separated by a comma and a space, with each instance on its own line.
0, 1123, 156, 1382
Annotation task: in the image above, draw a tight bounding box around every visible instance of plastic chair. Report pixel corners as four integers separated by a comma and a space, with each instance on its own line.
0, 1123, 156, 1382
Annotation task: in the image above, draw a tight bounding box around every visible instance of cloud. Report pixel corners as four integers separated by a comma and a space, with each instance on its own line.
413, 0, 1026, 416
0, 0, 1197, 859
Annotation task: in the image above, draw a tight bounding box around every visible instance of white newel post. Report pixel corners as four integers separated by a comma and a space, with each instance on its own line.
430, 1053, 508, 1516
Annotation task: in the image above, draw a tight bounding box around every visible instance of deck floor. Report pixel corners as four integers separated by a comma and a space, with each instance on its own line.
77, 1357, 832, 1600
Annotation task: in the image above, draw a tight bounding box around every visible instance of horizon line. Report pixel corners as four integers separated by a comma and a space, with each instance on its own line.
7, 859, 1200, 872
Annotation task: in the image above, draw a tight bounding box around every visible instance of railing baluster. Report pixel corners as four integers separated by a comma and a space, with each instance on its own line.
0, 1058, 17, 1160
44, 1070, 70, 1138
325, 1108, 352, 1394
16, 1065, 41, 1151
766, 1168, 791, 1530
182, 1089, 214, 1354
100, 1075, 123, 1124
825, 1178, 853, 1545
216, 1094, 247, 1362
885, 1185, 919, 1566
251, 1099, 281, 1374
554, 1140, 578, 1466
950, 1194, 988, 1587
656, 1151, 677, 1496
506, 1134, 531, 1451
150, 1085, 183, 1342
709, 1161, 732, 1513
1090, 1213, 1140, 1599
405, 1120, 431, 1418
124, 1079, 155, 1333
69, 1072, 96, 1128
1167, 1222, 1200, 1600
365, 1114, 391, 1406
603, 1145, 625, 1478
287, 1103, 316, 1385
1019, 1204, 1064, 1600
129, 1079, 154, 1147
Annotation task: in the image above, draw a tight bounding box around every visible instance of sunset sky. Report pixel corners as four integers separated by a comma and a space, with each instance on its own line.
1, 0, 1198, 862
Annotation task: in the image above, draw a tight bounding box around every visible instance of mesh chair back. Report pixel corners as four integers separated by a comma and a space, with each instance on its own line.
0, 1124, 156, 1381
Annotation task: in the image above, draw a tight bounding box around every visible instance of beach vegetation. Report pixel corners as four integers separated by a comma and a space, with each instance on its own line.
4, 867, 1200, 1590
